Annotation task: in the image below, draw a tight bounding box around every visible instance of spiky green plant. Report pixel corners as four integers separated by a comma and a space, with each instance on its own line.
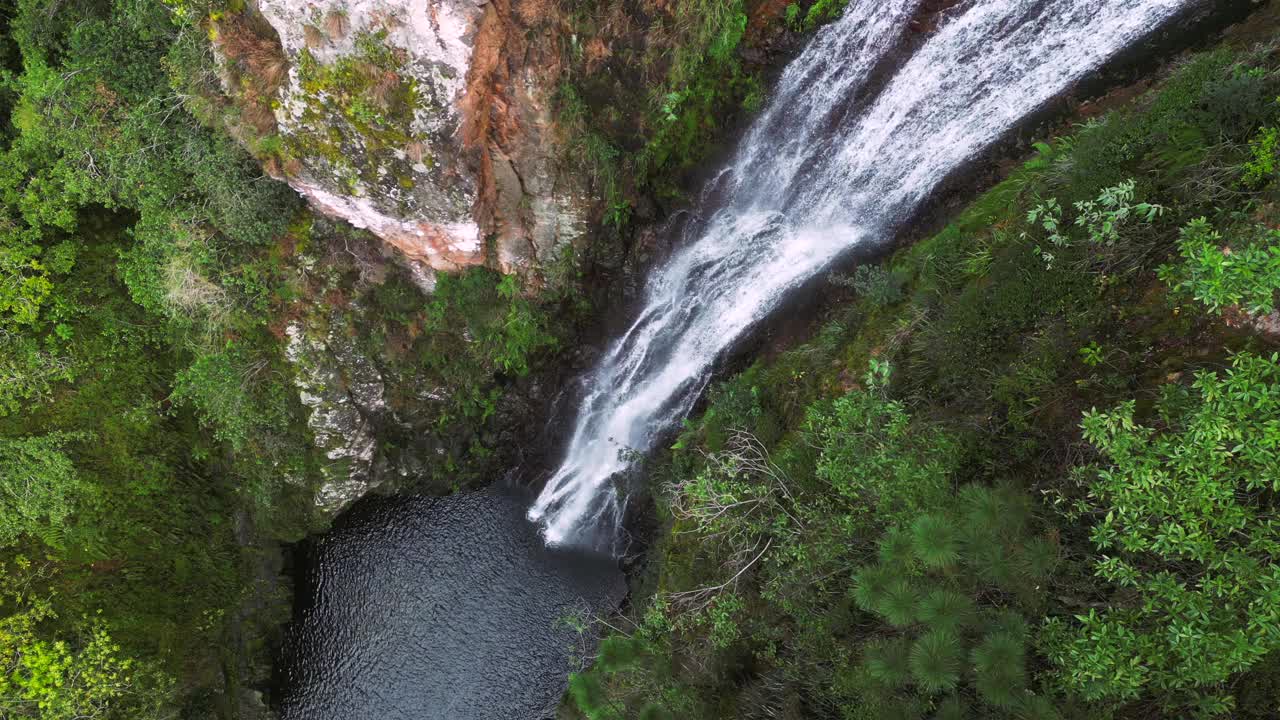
568, 673, 608, 716
958, 485, 1003, 529
968, 540, 1019, 590
912, 514, 961, 569
1019, 535, 1059, 581
932, 695, 969, 720
917, 588, 975, 634
909, 630, 963, 694
595, 635, 641, 672
984, 610, 1029, 640
879, 526, 917, 567
852, 564, 896, 613
864, 636, 913, 688
959, 484, 1030, 541
877, 577, 921, 627
971, 631, 1027, 708
1014, 693, 1061, 720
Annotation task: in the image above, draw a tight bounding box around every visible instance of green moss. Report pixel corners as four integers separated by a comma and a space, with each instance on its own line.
287, 35, 422, 185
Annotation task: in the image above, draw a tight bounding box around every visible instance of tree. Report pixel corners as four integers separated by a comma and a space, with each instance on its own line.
910, 631, 963, 694
0, 433, 88, 548
0, 559, 172, 719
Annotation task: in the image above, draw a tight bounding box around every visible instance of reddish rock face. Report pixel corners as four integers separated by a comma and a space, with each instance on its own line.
246, 0, 589, 284
292, 175, 484, 271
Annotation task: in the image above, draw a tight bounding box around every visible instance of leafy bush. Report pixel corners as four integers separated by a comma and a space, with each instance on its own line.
1044, 352, 1280, 708
1025, 179, 1164, 268
1242, 125, 1279, 187
806, 360, 955, 522
1157, 217, 1280, 316
0, 433, 87, 548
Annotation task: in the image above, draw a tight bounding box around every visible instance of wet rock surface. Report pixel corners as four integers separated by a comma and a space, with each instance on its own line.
284, 315, 388, 515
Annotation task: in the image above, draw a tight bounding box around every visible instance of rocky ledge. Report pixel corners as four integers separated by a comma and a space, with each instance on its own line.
241, 0, 590, 283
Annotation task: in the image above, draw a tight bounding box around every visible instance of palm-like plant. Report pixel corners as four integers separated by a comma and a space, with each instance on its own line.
1014, 693, 1061, 720
879, 526, 917, 567
909, 630, 963, 693
568, 673, 608, 716
1019, 535, 1059, 581
864, 636, 913, 687
878, 577, 921, 627
912, 514, 961, 569
971, 631, 1027, 708
959, 484, 1031, 541
983, 610, 1029, 639
852, 564, 896, 613
595, 635, 641, 672
917, 588, 975, 634
968, 539, 1019, 590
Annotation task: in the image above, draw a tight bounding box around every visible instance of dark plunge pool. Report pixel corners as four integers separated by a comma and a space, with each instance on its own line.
274, 487, 626, 720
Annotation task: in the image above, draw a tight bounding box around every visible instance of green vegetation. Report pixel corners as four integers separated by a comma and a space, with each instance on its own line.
290, 31, 424, 187
0, 0, 580, 716
1158, 217, 1280, 315
1045, 351, 1280, 707
552, 0, 841, 243
564, 20, 1280, 720
4, 0, 1280, 717
0, 0, 321, 714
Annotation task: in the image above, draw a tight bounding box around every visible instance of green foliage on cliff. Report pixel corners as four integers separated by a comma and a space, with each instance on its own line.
566, 23, 1280, 720
554, 0, 837, 240
1158, 217, 1280, 315
1044, 351, 1280, 708
0, 0, 326, 715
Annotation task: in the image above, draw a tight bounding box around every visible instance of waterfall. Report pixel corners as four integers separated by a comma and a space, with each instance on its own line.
529, 0, 1193, 548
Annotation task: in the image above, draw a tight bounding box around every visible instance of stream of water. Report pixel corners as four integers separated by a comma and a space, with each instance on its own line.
529, 0, 1199, 549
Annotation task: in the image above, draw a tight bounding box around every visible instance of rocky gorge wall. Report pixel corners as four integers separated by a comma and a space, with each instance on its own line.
235, 0, 589, 283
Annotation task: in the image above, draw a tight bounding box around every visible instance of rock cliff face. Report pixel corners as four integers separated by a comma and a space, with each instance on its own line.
284, 317, 386, 514
251, 0, 589, 281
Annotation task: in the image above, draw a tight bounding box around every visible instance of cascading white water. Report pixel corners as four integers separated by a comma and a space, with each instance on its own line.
529, 0, 1194, 547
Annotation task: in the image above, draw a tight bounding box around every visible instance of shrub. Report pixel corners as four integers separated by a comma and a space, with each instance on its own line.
1044, 352, 1280, 706
971, 631, 1027, 708
1025, 179, 1164, 268
852, 565, 897, 614
568, 672, 614, 720
1157, 217, 1280, 316
865, 637, 913, 688
807, 360, 956, 522
916, 590, 974, 635
0, 433, 88, 548
834, 265, 906, 308
878, 578, 921, 628
1242, 126, 1279, 187
911, 515, 961, 569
